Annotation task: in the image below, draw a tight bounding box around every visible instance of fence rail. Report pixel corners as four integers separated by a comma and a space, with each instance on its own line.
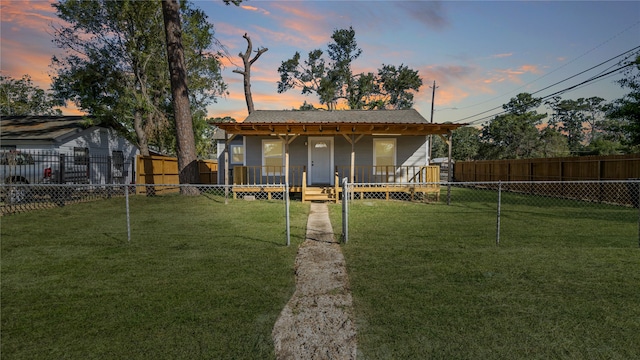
455, 154, 640, 182
341, 180, 640, 246
1, 150, 135, 186
3, 181, 639, 248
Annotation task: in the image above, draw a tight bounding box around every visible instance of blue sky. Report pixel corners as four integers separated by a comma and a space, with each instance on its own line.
1, 1, 639, 124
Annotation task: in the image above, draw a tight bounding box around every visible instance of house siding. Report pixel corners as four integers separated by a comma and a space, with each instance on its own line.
223, 135, 429, 184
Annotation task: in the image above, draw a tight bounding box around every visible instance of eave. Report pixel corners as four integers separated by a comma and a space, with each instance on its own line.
216, 122, 466, 136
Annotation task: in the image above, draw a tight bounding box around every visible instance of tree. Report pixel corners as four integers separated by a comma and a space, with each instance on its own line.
432, 126, 482, 161
277, 27, 422, 110
376, 64, 423, 110
538, 126, 570, 158
162, 0, 199, 190
51, 0, 228, 158
479, 93, 547, 159
0, 75, 62, 116
233, 33, 268, 114
607, 50, 640, 150
545, 96, 606, 154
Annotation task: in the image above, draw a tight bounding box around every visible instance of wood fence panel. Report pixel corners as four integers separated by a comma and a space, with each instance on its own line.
455, 154, 640, 182
136, 155, 218, 194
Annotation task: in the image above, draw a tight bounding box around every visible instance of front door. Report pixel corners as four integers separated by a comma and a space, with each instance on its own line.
308, 137, 334, 185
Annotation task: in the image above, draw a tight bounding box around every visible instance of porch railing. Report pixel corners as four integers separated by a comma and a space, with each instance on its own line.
232, 165, 440, 186
232, 165, 305, 187
335, 165, 440, 184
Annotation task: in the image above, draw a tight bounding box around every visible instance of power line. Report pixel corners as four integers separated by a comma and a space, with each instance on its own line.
456, 47, 638, 125
454, 21, 640, 112
465, 62, 634, 126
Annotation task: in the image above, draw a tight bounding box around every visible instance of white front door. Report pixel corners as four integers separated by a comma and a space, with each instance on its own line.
308, 137, 334, 185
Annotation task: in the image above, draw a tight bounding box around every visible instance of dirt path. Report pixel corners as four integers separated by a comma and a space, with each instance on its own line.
272, 202, 357, 359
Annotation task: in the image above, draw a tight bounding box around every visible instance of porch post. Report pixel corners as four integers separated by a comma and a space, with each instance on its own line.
447, 130, 453, 205
285, 136, 290, 186
350, 134, 355, 184
224, 132, 229, 203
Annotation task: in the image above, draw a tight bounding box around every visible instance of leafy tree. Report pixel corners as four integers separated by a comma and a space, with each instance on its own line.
298, 101, 318, 111
452, 126, 482, 160
607, 50, 640, 150
585, 138, 624, 155
479, 93, 547, 159
0, 75, 62, 116
545, 96, 606, 154
432, 126, 482, 161
538, 126, 570, 158
51, 0, 227, 158
376, 64, 423, 110
277, 27, 422, 110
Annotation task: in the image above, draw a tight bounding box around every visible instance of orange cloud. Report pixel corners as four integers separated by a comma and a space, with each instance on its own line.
492, 53, 513, 59
267, 3, 329, 46
240, 5, 270, 15
1, 0, 59, 32
489, 64, 542, 84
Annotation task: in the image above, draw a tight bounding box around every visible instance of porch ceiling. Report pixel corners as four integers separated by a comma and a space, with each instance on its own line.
216, 122, 465, 136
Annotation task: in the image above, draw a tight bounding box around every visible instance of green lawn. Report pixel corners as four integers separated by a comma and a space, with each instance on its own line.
331, 189, 640, 359
1, 195, 309, 360
3, 190, 639, 359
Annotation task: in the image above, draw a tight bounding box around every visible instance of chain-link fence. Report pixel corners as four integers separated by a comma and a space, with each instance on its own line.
4, 180, 639, 247
342, 180, 640, 246
1, 183, 292, 244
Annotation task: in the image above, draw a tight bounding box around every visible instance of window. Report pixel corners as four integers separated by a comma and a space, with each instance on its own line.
373, 138, 396, 174
262, 139, 283, 175
230, 145, 244, 164
74, 147, 89, 166
112, 151, 124, 177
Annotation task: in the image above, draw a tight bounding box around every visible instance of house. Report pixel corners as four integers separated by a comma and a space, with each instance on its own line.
1, 115, 139, 184
216, 109, 465, 201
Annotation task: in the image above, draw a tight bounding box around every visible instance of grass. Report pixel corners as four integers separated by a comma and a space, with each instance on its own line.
331, 188, 640, 359
3, 188, 639, 359
1, 194, 309, 359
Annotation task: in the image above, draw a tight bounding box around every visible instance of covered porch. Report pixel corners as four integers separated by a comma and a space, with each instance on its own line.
230, 164, 441, 202
216, 110, 465, 202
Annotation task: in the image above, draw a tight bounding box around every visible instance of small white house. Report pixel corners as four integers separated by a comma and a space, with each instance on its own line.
1, 116, 139, 184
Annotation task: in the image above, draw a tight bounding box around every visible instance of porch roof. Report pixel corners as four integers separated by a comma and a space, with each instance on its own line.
216, 109, 466, 136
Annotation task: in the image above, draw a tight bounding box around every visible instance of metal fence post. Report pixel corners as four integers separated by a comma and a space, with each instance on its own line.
496, 181, 502, 246
636, 180, 640, 248
342, 177, 348, 244
285, 182, 290, 246
125, 184, 131, 243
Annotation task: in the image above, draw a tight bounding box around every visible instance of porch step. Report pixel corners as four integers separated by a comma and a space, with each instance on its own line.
304, 186, 338, 202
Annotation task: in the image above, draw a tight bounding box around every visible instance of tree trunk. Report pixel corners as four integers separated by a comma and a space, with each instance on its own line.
133, 109, 150, 157
161, 0, 199, 194
232, 33, 268, 114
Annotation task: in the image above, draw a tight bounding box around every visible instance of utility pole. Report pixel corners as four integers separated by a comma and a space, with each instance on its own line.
428, 80, 438, 164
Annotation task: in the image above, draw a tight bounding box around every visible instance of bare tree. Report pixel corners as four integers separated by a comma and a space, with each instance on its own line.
161, 0, 199, 192
233, 33, 268, 114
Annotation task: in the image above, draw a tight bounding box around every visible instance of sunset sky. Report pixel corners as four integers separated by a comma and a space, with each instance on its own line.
1, 0, 638, 124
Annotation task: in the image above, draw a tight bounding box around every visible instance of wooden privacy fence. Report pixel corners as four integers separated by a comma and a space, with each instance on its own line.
455, 154, 640, 182
136, 155, 218, 195
454, 154, 640, 207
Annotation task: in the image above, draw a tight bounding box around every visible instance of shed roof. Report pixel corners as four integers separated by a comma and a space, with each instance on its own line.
1, 116, 91, 142
217, 109, 466, 136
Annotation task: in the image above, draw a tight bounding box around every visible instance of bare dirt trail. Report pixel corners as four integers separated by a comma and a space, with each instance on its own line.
272, 202, 357, 359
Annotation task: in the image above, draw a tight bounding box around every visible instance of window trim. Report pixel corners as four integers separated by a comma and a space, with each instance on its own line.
261, 139, 284, 176
230, 144, 245, 165
73, 147, 89, 166
373, 138, 396, 174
